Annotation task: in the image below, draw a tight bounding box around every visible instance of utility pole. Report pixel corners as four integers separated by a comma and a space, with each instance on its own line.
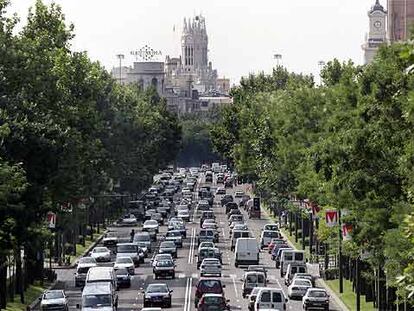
338, 209, 344, 293
356, 256, 361, 311
116, 54, 125, 84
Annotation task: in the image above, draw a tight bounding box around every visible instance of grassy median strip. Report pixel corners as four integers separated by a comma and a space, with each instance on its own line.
326, 279, 375, 311
69, 233, 101, 263
6, 282, 48, 311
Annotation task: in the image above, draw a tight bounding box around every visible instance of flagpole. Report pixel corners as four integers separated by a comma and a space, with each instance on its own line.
338, 208, 343, 293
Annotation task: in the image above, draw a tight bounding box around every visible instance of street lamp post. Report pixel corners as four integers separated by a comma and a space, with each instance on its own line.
274, 54, 282, 66
116, 54, 125, 83
338, 209, 344, 293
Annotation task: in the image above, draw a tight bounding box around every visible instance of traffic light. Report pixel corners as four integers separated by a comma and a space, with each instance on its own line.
253, 197, 260, 210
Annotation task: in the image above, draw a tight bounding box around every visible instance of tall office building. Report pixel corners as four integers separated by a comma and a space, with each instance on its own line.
387, 0, 414, 41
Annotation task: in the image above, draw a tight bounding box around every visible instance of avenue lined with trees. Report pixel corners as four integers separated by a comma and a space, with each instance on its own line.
0, 0, 181, 308
210, 39, 414, 309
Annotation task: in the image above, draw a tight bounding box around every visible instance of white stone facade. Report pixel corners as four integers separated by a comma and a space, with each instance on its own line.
362, 1, 387, 64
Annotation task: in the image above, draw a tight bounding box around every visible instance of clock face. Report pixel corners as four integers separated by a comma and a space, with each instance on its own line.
374, 20, 382, 29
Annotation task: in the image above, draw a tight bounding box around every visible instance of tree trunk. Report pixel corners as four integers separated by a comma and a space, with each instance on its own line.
0, 255, 7, 309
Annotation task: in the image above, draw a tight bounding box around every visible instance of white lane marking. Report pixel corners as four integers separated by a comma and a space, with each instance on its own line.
275, 278, 288, 298
184, 278, 190, 311
232, 274, 239, 298
188, 228, 195, 264
183, 277, 193, 311
222, 228, 226, 239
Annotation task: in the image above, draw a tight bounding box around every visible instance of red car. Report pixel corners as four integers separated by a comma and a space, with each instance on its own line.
197, 293, 230, 311
194, 278, 226, 307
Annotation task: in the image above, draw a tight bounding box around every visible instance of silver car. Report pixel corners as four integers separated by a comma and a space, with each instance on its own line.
200, 258, 222, 277
40, 290, 68, 311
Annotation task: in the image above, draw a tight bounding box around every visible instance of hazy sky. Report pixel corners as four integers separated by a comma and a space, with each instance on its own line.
9, 0, 379, 84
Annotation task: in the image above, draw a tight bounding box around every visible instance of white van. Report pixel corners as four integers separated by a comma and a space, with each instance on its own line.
78, 282, 118, 310
85, 267, 117, 289
234, 238, 259, 267
254, 287, 288, 311
231, 230, 250, 251
280, 250, 306, 277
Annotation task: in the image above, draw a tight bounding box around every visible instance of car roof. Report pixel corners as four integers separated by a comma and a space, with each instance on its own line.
82, 283, 112, 295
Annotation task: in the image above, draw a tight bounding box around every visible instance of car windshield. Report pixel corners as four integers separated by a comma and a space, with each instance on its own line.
147, 285, 168, 293
294, 280, 312, 286
263, 231, 278, 237
161, 242, 175, 248
266, 225, 278, 231
117, 245, 137, 253
200, 243, 214, 248
200, 249, 215, 257
309, 290, 328, 298
203, 259, 219, 265
79, 257, 96, 264
203, 296, 224, 304
116, 257, 132, 264
167, 231, 180, 237
145, 220, 158, 226
44, 291, 64, 299
93, 247, 108, 253
198, 280, 222, 291
246, 274, 265, 283
156, 260, 174, 267
82, 294, 111, 307
115, 268, 129, 275
200, 230, 213, 237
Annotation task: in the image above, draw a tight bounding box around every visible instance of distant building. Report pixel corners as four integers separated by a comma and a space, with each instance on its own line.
216, 78, 231, 94
111, 62, 165, 95
387, 0, 414, 42
362, 0, 387, 64
111, 14, 231, 115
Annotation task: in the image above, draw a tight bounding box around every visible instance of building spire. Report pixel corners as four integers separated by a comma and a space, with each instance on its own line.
371, 0, 386, 13
184, 18, 187, 32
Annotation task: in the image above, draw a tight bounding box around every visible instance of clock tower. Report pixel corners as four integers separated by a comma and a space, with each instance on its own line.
362, 0, 387, 64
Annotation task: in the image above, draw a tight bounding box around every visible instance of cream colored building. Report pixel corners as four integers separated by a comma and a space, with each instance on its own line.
362, 1, 387, 64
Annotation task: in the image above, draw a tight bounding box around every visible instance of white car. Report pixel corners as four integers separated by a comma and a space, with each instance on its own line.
288, 278, 313, 299
151, 254, 174, 268
200, 258, 222, 277
198, 241, 215, 253
40, 290, 68, 311
90, 247, 111, 262
177, 209, 190, 222
143, 220, 159, 233
235, 190, 245, 198
114, 257, 135, 275
302, 288, 330, 310
122, 214, 138, 226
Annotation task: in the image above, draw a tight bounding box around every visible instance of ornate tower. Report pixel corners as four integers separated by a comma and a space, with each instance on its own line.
181, 15, 208, 71
362, 0, 387, 64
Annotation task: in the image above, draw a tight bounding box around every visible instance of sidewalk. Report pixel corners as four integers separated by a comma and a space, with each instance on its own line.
239, 183, 349, 311
260, 204, 349, 311
26, 231, 106, 310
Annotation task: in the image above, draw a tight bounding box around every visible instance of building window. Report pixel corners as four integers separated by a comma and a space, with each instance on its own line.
151, 77, 158, 88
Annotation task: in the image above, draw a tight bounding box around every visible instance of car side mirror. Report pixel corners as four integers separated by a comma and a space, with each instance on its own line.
38, 297, 42, 301
222, 285, 226, 288
170, 289, 174, 293
285, 298, 288, 302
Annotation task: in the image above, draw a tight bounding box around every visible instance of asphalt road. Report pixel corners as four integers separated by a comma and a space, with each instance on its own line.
43, 174, 343, 311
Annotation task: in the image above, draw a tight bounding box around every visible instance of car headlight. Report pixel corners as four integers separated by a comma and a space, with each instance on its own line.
145, 295, 151, 299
